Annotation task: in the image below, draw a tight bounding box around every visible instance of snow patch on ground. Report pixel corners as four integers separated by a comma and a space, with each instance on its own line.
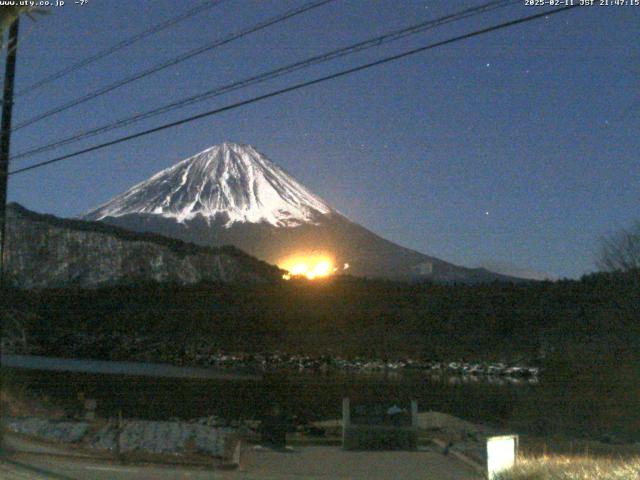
5, 417, 235, 457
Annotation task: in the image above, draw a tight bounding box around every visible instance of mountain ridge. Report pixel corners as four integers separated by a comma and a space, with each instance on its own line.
84, 142, 526, 283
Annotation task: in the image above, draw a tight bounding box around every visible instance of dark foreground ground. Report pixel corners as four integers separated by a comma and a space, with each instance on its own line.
3, 269, 639, 442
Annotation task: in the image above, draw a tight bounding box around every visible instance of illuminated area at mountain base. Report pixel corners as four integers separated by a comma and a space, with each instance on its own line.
279, 254, 348, 280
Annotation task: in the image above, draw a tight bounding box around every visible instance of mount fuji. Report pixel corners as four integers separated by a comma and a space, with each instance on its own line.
84, 142, 517, 283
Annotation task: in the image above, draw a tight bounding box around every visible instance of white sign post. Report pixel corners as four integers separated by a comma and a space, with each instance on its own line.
486, 435, 518, 479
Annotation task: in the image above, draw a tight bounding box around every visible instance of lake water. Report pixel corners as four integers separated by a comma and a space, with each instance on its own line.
2, 354, 537, 430
1, 354, 259, 381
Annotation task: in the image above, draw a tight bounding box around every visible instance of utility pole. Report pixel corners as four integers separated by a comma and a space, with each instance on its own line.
0, 17, 19, 289
0, 17, 18, 455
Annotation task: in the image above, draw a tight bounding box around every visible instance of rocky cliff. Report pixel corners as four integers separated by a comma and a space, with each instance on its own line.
4, 203, 282, 288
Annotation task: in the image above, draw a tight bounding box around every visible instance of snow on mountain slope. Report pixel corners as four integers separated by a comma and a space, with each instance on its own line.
84, 142, 334, 227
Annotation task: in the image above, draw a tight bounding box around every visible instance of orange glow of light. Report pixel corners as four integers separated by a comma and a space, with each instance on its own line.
280, 254, 336, 280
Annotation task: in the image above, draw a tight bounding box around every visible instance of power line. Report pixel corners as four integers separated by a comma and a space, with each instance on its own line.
11, 0, 521, 163
12, 0, 227, 98
11, 0, 337, 132
7, 5, 579, 177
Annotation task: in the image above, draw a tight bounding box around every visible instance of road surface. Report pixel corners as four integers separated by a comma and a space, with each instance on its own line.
3, 447, 481, 480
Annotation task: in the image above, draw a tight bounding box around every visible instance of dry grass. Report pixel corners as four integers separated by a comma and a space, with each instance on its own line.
497, 455, 640, 480
519, 435, 640, 459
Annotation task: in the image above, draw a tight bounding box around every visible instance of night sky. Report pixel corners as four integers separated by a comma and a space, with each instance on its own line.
5, 0, 639, 279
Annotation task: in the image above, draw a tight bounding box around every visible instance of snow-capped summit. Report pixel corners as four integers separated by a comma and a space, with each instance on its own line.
84, 142, 334, 227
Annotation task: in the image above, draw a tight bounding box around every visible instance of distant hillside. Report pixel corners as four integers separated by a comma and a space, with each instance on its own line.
4, 203, 282, 288
4, 267, 638, 362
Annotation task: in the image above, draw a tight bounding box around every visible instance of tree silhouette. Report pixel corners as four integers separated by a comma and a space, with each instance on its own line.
597, 221, 640, 272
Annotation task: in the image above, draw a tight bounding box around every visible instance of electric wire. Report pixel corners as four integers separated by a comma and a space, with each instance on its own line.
7, 5, 578, 177
10, 0, 337, 132
12, 0, 227, 98
11, 0, 520, 163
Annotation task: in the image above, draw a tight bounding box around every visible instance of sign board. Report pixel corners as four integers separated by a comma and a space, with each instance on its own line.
350, 401, 413, 427
342, 398, 417, 450
486, 435, 518, 479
